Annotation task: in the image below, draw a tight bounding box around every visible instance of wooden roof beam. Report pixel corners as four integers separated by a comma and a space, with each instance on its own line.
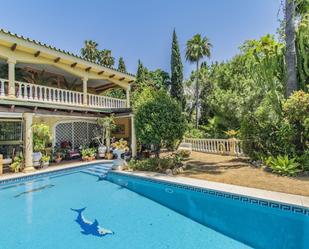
34, 51, 41, 57
11, 43, 17, 51
54, 57, 61, 63
128, 80, 134, 83
71, 62, 77, 68
98, 71, 104, 75
85, 66, 91, 72
119, 77, 125, 81
109, 74, 115, 78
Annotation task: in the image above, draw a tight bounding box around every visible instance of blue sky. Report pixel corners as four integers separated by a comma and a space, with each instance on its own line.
0, 0, 282, 77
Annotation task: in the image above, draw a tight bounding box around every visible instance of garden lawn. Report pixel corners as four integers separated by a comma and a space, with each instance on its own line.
180, 152, 309, 197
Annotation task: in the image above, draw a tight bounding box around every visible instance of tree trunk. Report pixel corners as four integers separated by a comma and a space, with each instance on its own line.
195, 60, 200, 128
285, 0, 298, 96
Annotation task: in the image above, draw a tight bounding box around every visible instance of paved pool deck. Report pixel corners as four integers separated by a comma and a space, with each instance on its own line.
1, 161, 308, 208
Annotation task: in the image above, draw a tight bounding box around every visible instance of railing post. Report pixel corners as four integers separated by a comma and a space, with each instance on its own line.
7, 58, 16, 98
0, 80, 5, 97
229, 138, 236, 156
82, 77, 88, 105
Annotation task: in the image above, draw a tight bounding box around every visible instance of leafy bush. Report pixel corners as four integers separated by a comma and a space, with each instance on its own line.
134, 88, 186, 155
184, 127, 205, 138
176, 149, 191, 159
10, 154, 23, 173
283, 91, 309, 156
81, 148, 96, 158
128, 158, 174, 172
33, 124, 51, 153
41, 155, 50, 163
265, 155, 300, 176
128, 152, 186, 173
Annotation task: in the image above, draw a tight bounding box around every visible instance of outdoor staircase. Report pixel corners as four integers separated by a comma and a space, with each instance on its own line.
82, 163, 113, 179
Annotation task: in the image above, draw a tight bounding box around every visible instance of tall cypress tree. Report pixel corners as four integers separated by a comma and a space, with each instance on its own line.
118, 57, 127, 72
170, 29, 185, 110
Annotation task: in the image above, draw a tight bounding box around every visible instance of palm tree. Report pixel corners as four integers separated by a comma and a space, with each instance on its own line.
185, 34, 212, 128
285, 0, 298, 96
98, 49, 115, 67
81, 40, 99, 62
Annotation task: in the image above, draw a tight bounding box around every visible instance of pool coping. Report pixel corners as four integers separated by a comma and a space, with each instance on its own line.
1, 163, 308, 209
116, 171, 309, 209
0, 160, 113, 182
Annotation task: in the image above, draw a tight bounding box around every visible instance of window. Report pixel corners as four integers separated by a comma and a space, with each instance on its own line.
0, 119, 23, 158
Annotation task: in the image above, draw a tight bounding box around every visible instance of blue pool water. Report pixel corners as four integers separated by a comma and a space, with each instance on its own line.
0, 164, 308, 249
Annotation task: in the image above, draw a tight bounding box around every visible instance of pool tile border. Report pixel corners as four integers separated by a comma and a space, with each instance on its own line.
0, 163, 97, 186
109, 171, 309, 217
1, 165, 308, 217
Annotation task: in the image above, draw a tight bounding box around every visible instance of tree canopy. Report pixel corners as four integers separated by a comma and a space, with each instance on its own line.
134, 88, 186, 155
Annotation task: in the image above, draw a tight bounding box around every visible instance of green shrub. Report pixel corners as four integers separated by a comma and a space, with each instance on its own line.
128, 152, 185, 173
33, 124, 51, 153
81, 148, 96, 158
176, 150, 191, 159
297, 150, 309, 172
10, 154, 23, 173
265, 155, 300, 176
128, 158, 173, 172
134, 88, 186, 156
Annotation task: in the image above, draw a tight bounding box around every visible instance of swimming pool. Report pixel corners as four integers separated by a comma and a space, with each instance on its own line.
0, 164, 308, 249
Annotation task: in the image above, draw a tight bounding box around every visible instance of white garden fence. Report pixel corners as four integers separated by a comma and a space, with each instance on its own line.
183, 138, 244, 156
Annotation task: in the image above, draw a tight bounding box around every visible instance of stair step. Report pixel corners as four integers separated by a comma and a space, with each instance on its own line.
82, 163, 113, 178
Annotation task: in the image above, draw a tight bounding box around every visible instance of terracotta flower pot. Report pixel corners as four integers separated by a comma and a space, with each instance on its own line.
106, 152, 113, 160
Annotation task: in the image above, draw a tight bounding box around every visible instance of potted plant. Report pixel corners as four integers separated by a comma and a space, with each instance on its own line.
55, 153, 62, 164
41, 155, 50, 168
10, 154, 24, 173
93, 128, 107, 158
81, 148, 96, 161
111, 139, 129, 170
33, 124, 51, 167
106, 151, 114, 160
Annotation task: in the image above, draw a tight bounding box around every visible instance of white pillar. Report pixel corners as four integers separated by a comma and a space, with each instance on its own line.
126, 85, 131, 108
7, 58, 16, 98
23, 113, 35, 172
130, 114, 137, 157
82, 77, 88, 105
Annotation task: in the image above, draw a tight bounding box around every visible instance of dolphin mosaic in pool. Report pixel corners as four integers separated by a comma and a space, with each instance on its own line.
14, 184, 55, 198
71, 207, 114, 237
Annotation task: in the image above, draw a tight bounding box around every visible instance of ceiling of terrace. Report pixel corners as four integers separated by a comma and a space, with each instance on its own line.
0, 61, 118, 90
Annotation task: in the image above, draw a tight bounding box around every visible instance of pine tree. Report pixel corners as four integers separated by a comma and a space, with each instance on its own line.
118, 57, 127, 72
170, 30, 185, 110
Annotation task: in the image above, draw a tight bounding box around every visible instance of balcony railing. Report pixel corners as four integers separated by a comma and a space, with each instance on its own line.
0, 79, 127, 109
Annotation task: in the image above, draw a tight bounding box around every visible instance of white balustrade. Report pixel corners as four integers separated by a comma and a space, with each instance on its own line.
183, 138, 244, 156
0, 80, 127, 109
14, 81, 84, 107
0, 78, 8, 97
87, 93, 127, 109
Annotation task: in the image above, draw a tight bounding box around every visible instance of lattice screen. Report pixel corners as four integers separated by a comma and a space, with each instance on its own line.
55, 121, 100, 148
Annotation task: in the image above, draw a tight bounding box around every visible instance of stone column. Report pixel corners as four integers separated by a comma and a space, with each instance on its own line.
82, 77, 88, 105
130, 114, 137, 157
126, 85, 131, 108
23, 113, 35, 173
7, 58, 16, 98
